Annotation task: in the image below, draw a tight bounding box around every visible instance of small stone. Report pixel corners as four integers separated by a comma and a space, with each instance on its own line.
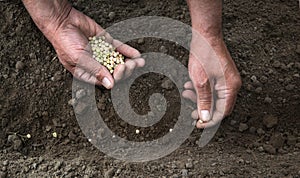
239, 123, 249, 132
76, 89, 86, 99
293, 73, 300, 78
32, 163, 38, 170
230, 120, 237, 126
181, 169, 188, 177
52, 71, 62, 81
254, 87, 262, 93
263, 115, 278, 128
257, 146, 264, 152
104, 168, 115, 178
29, 52, 36, 59
45, 125, 52, 132
68, 131, 76, 140
74, 102, 88, 115
272, 61, 281, 68
263, 144, 276, 154
0, 171, 7, 178
250, 75, 257, 82
7, 135, 22, 150
249, 126, 256, 134
54, 161, 63, 170
296, 44, 300, 54
68, 99, 76, 106
285, 84, 295, 91
108, 12, 116, 20
159, 46, 168, 53
260, 76, 268, 83
2, 161, 8, 166
295, 62, 300, 69
137, 38, 145, 44
270, 133, 285, 149
38, 156, 44, 163
257, 128, 265, 135
264, 97, 272, 103
185, 162, 193, 169
15, 61, 25, 70
287, 136, 297, 146
237, 158, 244, 164
161, 79, 174, 90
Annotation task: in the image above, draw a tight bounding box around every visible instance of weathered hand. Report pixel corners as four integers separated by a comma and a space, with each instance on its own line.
182, 39, 242, 128
23, 0, 144, 88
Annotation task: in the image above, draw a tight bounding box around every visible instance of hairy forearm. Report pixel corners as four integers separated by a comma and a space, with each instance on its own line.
187, 0, 223, 39
22, 0, 72, 38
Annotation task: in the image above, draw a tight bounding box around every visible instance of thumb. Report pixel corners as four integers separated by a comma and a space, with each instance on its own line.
76, 52, 114, 89
193, 78, 213, 122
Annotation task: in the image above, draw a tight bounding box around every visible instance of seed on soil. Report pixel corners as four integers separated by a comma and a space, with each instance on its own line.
26, 134, 31, 139
89, 36, 125, 73
52, 132, 58, 138
135, 129, 140, 134
15, 61, 25, 70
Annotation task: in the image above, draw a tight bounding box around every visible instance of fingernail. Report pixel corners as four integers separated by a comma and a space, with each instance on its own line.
201, 110, 211, 122
102, 77, 112, 89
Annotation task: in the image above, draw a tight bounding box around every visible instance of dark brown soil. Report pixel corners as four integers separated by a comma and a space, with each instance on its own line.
0, 0, 299, 177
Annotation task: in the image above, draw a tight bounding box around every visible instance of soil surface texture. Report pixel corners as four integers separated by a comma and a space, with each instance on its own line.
0, 0, 299, 177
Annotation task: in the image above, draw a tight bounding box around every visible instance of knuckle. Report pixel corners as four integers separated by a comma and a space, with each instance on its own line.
198, 94, 212, 102
194, 78, 210, 89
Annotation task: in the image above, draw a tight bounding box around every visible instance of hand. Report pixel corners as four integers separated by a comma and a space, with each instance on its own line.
23, 0, 144, 88
182, 37, 242, 128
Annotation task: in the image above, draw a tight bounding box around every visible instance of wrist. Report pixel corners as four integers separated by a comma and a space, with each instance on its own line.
22, 0, 72, 40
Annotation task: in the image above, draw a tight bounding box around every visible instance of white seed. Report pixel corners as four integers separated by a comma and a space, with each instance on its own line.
135, 129, 140, 134
26, 134, 31, 139
52, 132, 58, 138
169, 128, 173, 132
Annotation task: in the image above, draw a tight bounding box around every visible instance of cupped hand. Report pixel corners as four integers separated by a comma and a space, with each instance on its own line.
40, 7, 144, 88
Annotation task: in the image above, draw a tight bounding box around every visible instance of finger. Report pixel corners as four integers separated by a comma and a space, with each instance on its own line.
196, 110, 223, 128
73, 67, 103, 86
191, 110, 198, 120
196, 87, 229, 129
113, 64, 126, 82
123, 59, 137, 78
184, 81, 194, 90
113, 39, 141, 58
76, 51, 114, 89
193, 78, 213, 122
64, 63, 102, 86
133, 57, 146, 68
216, 88, 238, 116
182, 90, 197, 103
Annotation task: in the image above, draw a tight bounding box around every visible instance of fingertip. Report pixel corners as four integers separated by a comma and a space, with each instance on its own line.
184, 81, 194, 89
191, 110, 198, 119
200, 110, 211, 122
113, 64, 126, 82
124, 59, 136, 78
182, 90, 197, 103
101, 77, 114, 89
135, 58, 145, 68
